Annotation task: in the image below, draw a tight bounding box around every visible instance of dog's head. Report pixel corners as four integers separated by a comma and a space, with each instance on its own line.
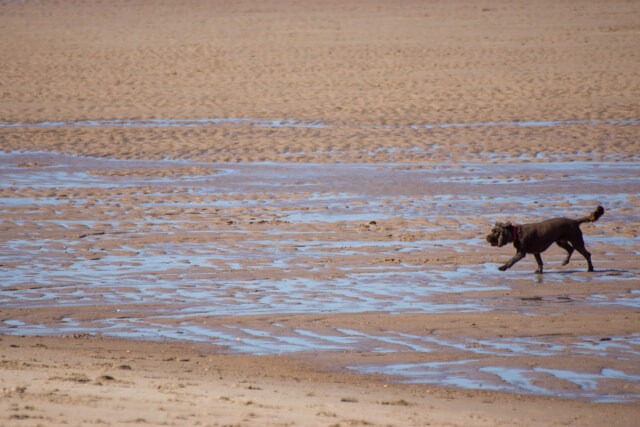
486, 222, 513, 247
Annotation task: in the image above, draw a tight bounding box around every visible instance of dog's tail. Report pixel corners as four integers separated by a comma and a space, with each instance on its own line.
577, 205, 605, 224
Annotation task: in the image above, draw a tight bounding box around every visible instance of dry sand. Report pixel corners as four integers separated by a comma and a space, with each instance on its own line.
1, 0, 640, 425
1, 0, 639, 164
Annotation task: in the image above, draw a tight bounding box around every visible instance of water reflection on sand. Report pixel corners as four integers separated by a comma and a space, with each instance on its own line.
1, 151, 639, 401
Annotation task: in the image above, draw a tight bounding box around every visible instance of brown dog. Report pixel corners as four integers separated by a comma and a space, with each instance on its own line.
486, 206, 604, 273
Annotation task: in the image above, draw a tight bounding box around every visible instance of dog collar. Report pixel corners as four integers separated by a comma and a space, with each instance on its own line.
512, 225, 517, 243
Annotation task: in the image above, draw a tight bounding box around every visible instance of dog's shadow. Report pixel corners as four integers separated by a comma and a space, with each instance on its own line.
554, 268, 626, 275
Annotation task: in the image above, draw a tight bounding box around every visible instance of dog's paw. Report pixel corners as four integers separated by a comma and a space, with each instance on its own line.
498, 265, 507, 271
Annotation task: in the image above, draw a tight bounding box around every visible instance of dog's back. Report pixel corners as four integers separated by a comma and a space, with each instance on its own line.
519, 217, 579, 254
520, 206, 604, 252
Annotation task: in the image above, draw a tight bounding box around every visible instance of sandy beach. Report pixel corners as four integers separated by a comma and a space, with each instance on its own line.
1, 0, 640, 425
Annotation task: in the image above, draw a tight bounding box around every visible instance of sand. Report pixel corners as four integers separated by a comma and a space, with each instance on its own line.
3, 333, 639, 427
1, 0, 640, 425
1, 0, 639, 164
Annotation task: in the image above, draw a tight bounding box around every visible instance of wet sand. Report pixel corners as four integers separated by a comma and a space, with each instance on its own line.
2, 0, 640, 425
2, 153, 639, 425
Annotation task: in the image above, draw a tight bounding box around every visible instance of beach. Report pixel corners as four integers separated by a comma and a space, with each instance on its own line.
1, 0, 640, 425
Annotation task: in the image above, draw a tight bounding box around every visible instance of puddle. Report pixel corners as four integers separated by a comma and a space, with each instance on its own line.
0, 255, 498, 314
352, 360, 640, 402
3, 118, 639, 130
345, 330, 640, 402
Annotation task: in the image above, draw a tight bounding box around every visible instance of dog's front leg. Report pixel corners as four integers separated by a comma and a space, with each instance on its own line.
498, 251, 525, 271
534, 253, 543, 274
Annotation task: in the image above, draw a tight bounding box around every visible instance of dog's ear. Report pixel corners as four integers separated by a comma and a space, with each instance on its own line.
494, 221, 512, 229
497, 229, 507, 247
496, 222, 513, 247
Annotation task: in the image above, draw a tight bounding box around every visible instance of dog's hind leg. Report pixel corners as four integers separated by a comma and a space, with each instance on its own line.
498, 251, 525, 271
572, 239, 594, 272
534, 253, 544, 274
556, 240, 574, 265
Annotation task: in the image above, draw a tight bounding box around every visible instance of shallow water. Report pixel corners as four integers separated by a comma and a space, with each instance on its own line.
1, 151, 639, 401
353, 360, 640, 403
2, 152, 638, 317
2, 117, 639, 130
